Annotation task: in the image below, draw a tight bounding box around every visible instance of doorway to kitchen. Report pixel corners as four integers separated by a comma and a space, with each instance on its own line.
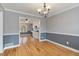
19, 17, 40, 45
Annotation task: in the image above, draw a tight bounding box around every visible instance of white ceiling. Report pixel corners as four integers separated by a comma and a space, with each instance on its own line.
1, 3, 79, 17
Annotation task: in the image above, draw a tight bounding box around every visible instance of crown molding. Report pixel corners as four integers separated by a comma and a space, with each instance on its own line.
3, 33, 19, 36
48, 4, 79, 18
2, 4, 79, 18
3, 8, 42, 18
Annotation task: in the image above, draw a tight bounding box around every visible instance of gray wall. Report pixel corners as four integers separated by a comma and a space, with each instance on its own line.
0, 4, 3, 52
40, 18, 47, 39
3, 35, 19, 48
3, 4, 79, 50
3, 10, 45, 48
3, 11, 26, 48
40, 18, 47, 33
46, 33, 79, 50
0, 4, 3, 11
3, 10, 45, 34
3, 11, 41, 34
3, 11, 20, 34
47, 6, 79, 35
46, 6, 79, 50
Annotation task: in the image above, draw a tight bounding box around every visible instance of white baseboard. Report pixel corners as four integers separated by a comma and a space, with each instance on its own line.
4, 44, 20, 50
40, 39, 79, 53
0, 43, 19, 53
2, 39, 79, 53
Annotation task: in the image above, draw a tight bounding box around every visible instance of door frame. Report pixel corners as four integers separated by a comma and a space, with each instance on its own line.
19, 16, 41, 45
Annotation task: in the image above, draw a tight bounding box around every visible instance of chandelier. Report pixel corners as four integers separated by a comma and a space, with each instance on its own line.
37, 3, 51, 18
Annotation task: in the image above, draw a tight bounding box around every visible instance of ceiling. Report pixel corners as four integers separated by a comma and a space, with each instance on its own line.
1, 3, 79, 17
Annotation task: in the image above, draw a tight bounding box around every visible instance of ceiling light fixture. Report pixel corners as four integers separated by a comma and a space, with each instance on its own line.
37, 3, 51, 18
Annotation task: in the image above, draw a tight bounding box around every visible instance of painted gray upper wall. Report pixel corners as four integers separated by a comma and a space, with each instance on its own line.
3, 10, 46, 34
40, 18, 46, 33
47, 6, 79, 35
0, 4, 3, 11
3, 10, 25, 34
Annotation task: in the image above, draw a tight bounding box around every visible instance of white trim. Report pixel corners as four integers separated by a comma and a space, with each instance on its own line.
4, 44, 20, 50
2, 39, 79, 53
0, 44, 20, 53
41, 31, 47, 33
4, 8, 41, 18
3, 33, 19, 36
40, 39, 79, 53
48, 4, 79, 18
46, 32, 79, 37
19, 16, 41, 43
2, 4, 79, 18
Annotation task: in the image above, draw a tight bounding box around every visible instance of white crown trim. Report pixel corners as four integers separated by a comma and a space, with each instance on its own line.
48, 4, 79, 18
3, 33, 19, 36
2, 4, 79, 19
3, 8, 41, 18
2, 4, 79, 18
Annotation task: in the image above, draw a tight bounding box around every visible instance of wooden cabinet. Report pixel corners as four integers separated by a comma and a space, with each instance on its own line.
33, 31, 39, 39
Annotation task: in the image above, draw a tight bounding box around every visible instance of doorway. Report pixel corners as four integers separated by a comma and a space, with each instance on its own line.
19, 17, 40, 45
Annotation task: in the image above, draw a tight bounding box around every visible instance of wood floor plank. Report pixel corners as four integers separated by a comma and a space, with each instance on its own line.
2, 36, 79, 56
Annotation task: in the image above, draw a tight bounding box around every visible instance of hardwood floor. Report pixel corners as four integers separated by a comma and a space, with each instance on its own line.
2, 36, 79, 56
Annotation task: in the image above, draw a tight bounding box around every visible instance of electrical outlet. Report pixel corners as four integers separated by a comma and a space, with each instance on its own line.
66, 41, 69, 45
